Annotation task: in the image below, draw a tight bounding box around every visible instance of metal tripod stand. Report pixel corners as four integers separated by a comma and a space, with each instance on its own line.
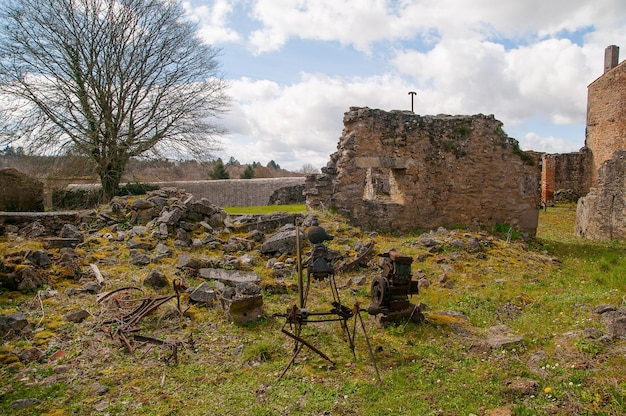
276, 221, 381, 383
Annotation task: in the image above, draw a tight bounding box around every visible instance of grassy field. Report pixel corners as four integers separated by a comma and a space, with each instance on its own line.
0, 203, 624, 415
223, 204, 306, 214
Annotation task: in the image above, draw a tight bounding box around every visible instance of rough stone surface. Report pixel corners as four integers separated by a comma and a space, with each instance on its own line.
26, 250, 52, 268
64, 309, 90, 323
599, 307, 626, 339
15, 266, 46, 291
586, 58, 626, 186
177, 254, 208, 270
576, 149, 626, 240
482, 325, 524, 349
222, 294, 264, 324
60, 223, 84, 242
0, 168, 44, 212
199, 268, 260, 286
11, 398, 42, 410
268, 184, 305, 205
506, 378, 539, 397
305, 108, 540, 234
0, 312, 29, 338
143, 269, 169, 288
229, 212, 303, 234
189, 282, 217, 304
18, 347, 45, 364
259, 226, 304, 254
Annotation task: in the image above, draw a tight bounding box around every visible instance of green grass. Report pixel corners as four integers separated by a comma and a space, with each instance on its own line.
1, 203, 625, 415
224, 204, 306, 214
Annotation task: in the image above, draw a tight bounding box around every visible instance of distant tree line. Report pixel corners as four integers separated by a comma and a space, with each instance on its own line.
0, 152, 307, 183
208, 157, 285, 180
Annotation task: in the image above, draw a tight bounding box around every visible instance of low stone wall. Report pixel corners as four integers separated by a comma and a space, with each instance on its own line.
0, 168, 44, 212
0, 211, 92, 234
67, 177, 306, 207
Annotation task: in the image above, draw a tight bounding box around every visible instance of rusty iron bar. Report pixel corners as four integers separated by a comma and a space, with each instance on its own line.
280, 328, 335, 365
408, 91, 417, 112
98, 279, 187, 354
133, 334, 183, 365
355, 303, 382, 383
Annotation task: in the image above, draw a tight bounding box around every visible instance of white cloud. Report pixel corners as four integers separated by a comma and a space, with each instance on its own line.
190, 0, 625, 170
393, 37, 593, 128
220, 73, 414, 170
243, 0, 626, 54
184, 0, 241, 44
518, 132, 581, 154
248, 0, 410, 53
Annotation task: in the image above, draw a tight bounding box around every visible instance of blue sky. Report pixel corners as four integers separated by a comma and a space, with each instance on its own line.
184, 0, 626, 171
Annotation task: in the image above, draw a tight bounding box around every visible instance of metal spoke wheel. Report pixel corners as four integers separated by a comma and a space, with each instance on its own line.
370, 275, 389, 310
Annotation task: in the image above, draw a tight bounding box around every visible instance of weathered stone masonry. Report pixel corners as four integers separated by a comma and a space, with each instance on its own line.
575, 45, 626, 240
66, 177, 306, 207
586, 45, 626, 186
541, 149, 593, 204
305, 107, 540, 235
576, 149, 626, 240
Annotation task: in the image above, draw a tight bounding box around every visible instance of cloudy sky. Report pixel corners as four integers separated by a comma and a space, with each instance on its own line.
184, 0, 626, 172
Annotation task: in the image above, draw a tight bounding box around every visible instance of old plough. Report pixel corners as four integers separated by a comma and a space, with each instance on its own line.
97, 278, 189, 363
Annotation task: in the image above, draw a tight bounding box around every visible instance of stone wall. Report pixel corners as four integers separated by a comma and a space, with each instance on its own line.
67, 177, 306, 207
0, 168, 44, 212
576, 149, 626, 240
542, 149, 593, 204
586, 53, 626, 186
305, 107, 540, 235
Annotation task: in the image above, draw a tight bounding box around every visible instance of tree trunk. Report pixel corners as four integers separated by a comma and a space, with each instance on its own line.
99, 163, 123, 202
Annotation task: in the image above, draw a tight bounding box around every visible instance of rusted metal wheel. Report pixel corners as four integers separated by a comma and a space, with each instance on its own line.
370, 275, 389, 310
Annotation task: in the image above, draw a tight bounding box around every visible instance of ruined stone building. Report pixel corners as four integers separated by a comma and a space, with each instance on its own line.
304, 45, 625, 239
575, 45, 626, 240
585, 45, 626, 186
305, 108, 540, 235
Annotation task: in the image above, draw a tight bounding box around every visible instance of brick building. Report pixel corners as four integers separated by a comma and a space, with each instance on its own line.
585, 45, 626, 186
541, 45, 624, 206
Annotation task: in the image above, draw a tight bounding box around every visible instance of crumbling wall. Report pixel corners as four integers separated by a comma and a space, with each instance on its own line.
542, 149, 593, 204
576, 149, 626, 240
305, 107, 540, 235
0, 168, 44, 212
586, 58, 626, 186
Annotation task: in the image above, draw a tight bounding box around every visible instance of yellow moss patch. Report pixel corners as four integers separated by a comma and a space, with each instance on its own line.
42, 298, 59, 306
34, 330, 57, 346
41, 409, 67, 416
0, 352, 20, 365
183, 305, 204, 321
44, 316, 66, 330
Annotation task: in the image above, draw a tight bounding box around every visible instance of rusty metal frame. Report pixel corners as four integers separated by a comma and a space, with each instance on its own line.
275, 223, 381, 382
97, 278, 188, 357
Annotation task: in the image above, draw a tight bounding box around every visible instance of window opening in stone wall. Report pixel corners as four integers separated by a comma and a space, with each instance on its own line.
363, 167, 406, 204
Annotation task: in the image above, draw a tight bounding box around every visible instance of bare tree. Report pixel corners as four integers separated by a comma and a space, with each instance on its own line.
0, 0, 229, 200
299, 163, 319, 174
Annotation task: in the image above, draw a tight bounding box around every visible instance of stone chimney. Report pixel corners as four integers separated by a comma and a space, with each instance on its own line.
604, 45, 619, 73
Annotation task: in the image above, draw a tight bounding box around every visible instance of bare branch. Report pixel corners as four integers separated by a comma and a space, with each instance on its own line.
0, 0, 230, 199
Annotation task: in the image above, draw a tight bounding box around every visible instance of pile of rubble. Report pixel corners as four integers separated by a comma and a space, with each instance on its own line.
0, 188, 323, 332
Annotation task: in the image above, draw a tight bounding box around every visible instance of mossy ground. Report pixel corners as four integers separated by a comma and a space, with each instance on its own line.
1, 203, 625, 415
